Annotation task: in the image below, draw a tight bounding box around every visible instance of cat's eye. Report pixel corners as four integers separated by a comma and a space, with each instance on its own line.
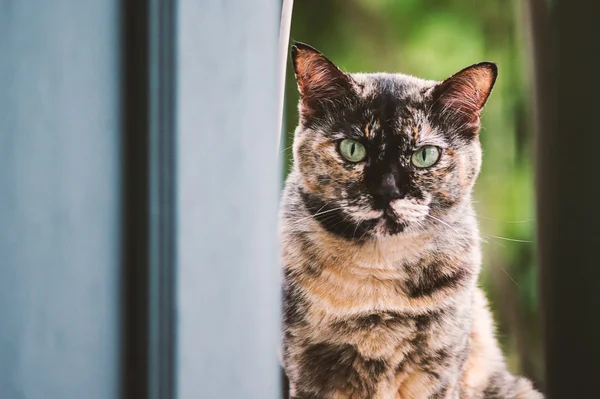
339, 139, 367, 162
411, 146, 440, 168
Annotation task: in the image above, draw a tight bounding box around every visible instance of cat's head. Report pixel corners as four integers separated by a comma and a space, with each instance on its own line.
290, 42, 497, 239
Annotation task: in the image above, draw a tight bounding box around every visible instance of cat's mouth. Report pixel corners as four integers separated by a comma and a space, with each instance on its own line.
376, 208, 408, 235
384, 207, 397, 219
370, 199, 430, 236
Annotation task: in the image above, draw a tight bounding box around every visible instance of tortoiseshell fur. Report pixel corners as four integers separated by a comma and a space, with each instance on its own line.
280, 43, 542, 398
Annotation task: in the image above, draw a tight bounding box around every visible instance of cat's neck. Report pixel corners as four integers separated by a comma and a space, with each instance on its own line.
281, 185, 480, 314
289, 193, 478, 272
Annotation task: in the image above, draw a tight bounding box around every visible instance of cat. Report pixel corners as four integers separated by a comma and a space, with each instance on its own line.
279, 42, 543, 399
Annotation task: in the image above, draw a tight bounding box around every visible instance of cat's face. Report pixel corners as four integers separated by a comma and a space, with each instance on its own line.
291, 43, 497, 239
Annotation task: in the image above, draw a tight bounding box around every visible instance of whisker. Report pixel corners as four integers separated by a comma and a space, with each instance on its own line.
320, 213, 355, 233
352, 219, 363, 240
280, 143, 294, 154
487, 238, 507, 249
288, 204, 342, 226
499, 266, 521, 289
484, 234, 533, 243
358, 225, 371, 242
426, 216, 524, 289
478, 216, 536, 224
425, 214, 474, 244
290, 211, 343, 229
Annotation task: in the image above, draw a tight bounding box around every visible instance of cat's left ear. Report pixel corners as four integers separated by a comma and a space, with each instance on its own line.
430, 62, 498, 135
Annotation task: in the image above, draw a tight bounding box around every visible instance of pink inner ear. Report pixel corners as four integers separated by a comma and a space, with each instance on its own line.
296, 53, 332, 93
294, 50, 350, 100
436, 64, 497, 115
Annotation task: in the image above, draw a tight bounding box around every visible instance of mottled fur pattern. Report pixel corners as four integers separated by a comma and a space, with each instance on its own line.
280, 43, 542, 398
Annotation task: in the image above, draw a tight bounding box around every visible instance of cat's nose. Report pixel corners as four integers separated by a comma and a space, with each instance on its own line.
373, 173, 403, 204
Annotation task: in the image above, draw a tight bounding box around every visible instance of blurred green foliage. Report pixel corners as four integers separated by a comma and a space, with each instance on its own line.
283, 0, 542, 390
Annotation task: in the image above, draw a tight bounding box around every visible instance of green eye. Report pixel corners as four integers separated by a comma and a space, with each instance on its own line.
339, 139, 367, 162
412, 146, 441, 168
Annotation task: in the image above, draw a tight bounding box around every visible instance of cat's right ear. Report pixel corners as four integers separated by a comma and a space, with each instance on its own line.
291, 42, 353, 117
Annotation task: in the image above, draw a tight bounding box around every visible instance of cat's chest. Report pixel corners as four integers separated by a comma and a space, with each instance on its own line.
293, 242, 477, 317
299, 265, 441, 318
320, 308, 466, 364
295, 308, 470, 398
324, 311, 421, 359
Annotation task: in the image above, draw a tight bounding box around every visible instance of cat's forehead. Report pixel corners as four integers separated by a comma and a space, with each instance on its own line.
351, 72, 438, 102
327, 72, 443, 144
352, 73, 438, 132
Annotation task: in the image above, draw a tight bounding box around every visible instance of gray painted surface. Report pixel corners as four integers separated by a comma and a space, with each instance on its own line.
176, 1, 281, 398
0, 1, 121, 398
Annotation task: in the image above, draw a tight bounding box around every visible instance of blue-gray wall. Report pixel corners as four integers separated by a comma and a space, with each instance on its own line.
0, 1, 283, 398
0, 1, 122, 398
176, 1, 281, 398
